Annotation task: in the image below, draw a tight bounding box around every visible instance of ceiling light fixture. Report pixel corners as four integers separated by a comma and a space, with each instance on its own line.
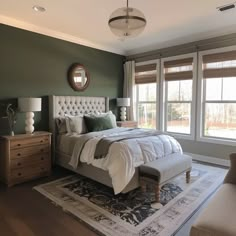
32, 5, 46, 12
108, 0, 146, 38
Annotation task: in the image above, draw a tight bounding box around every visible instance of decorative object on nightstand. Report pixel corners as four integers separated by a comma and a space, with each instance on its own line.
116, 98, 130, 121
18, 97, 41, 134
116, 120, 138, 128
6, 104, 16, 136
0, 131, 51, 187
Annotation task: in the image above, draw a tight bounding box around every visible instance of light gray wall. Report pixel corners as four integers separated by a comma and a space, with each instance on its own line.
127, 33, 236, 62
177, 139, 235, 160
127, 33, 236, 161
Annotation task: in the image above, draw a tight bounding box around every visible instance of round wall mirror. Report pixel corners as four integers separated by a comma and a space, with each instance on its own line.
68, 63, 90, 91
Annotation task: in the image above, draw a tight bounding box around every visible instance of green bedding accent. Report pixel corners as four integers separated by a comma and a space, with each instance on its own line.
84, 114, 115, 132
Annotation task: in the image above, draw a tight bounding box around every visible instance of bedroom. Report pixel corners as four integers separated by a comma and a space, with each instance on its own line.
0, 0, 235, 236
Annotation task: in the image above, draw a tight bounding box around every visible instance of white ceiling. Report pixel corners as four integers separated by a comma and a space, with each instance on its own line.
0, 0, 236, 55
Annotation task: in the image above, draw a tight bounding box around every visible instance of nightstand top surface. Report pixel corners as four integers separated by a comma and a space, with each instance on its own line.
0, 131, 51, 140
117, 121, 137, 123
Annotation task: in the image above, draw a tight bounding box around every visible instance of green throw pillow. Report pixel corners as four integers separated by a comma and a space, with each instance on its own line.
84, 114, 115, 132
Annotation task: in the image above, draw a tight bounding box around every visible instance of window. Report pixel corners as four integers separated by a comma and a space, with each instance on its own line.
162, 56, 196, 137
136, 83, 156, 128
129, 47, 236, 145
201, 50, 236, 141
135, 62, 157, 129
166, 80, 192, 134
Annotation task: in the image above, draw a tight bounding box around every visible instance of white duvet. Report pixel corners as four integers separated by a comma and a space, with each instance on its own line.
69, 128, 182, 194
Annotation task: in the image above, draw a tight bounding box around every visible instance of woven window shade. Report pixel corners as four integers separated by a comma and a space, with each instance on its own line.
164, 57, 193, 81
203, 50, 236, 63
164, 58, 193, 68
135, 63, 157, 84
203, 68, 236, 78
203, 50, 236, 79
165, 71, 193, 81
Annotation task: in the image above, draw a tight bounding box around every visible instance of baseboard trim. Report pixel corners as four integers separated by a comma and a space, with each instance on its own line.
184, 152, 230, 167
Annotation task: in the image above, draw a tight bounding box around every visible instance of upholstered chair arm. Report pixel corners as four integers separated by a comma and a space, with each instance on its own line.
224, 153, 236, 184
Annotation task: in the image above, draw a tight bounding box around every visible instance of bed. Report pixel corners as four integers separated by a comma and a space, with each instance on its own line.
49, 95, 183, 194
49, 95, 141, 193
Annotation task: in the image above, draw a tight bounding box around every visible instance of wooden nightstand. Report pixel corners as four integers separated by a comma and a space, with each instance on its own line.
0, 131, 51, 187
116, 121, 138, 128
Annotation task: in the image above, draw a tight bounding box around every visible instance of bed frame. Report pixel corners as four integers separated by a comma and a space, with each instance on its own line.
48, 95, 139, 193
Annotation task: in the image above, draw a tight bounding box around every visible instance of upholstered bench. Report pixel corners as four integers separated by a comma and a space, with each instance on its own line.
139, 154, 192, 202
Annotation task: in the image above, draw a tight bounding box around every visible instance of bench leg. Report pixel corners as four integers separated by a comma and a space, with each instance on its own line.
155, 184, 160, 203
140, 178, 146, 192
186, 170, 191, 183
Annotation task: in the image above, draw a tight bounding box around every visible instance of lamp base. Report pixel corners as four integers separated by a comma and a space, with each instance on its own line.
120, 107, 127, 121
25, 112, 35, 134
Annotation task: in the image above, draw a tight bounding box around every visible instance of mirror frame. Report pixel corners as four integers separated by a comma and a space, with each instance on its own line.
68, 63, 90, 91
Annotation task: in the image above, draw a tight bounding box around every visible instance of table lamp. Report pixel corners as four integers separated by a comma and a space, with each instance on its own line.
116, 98, 130, 121
18, 97, 42, 134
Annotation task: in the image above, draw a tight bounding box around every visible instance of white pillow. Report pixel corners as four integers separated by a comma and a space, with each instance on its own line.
88, 111, 117, 128
65, 114, 87, 134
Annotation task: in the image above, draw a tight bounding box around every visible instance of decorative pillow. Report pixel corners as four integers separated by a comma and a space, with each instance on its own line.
55, 118, 67, 134
88, 111, 117, 128
65, 115, 87, 134
84, 113, 115, 132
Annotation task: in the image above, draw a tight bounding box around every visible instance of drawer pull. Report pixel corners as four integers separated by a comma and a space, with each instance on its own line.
41, 157, 44, 161
18, 173, 22, 176
40, 149, 44, 152
17, 153, 21, 156
40, 140, 44, 143
17, 144, 21, 147
17, 162, 22, 166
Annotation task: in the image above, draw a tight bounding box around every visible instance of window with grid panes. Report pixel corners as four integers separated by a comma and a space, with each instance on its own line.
135, 63, 157, 129
163, 57, 194, 135
201, 50, 236, 140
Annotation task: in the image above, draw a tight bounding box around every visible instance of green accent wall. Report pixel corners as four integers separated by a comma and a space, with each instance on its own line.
0, 24, 124, 135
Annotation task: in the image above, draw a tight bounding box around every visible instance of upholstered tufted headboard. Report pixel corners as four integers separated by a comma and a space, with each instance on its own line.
49, 95, 109, 160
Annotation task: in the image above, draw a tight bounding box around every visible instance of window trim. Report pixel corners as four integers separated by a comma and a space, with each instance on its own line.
160, 53, 197, 140
135, 59, 160, 130
197, 45, 236, 146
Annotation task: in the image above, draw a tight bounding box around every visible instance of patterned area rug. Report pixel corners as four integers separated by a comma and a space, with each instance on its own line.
34, 163, 227, 236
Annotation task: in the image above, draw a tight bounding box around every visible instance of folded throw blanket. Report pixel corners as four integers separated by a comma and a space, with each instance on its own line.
94, 129, 161, 159
69, 128, 133, 168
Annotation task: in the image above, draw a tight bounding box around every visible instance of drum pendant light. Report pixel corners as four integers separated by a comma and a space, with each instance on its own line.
108, 0, 146, 38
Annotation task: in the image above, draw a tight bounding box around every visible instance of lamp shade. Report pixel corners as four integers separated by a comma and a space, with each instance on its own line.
117, 98, 130, 107
18, 97, 42, 112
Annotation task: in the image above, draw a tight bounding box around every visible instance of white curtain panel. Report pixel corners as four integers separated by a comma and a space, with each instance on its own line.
123, 61, 135, 121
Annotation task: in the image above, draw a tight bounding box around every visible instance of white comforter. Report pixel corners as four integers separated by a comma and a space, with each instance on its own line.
69, 128, 182, 194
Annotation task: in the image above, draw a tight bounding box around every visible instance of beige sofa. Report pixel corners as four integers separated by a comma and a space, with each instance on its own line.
190, 153, 236, 236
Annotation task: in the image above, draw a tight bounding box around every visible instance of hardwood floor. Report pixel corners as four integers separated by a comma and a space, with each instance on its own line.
0, 167, 97, 236
0, 166, 215, 236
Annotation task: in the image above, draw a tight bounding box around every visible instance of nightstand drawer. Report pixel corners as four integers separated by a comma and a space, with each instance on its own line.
10, 165, 50, 183
11, 145, 49, 159
10, 135, 50, 149
10, 154, 50, 169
